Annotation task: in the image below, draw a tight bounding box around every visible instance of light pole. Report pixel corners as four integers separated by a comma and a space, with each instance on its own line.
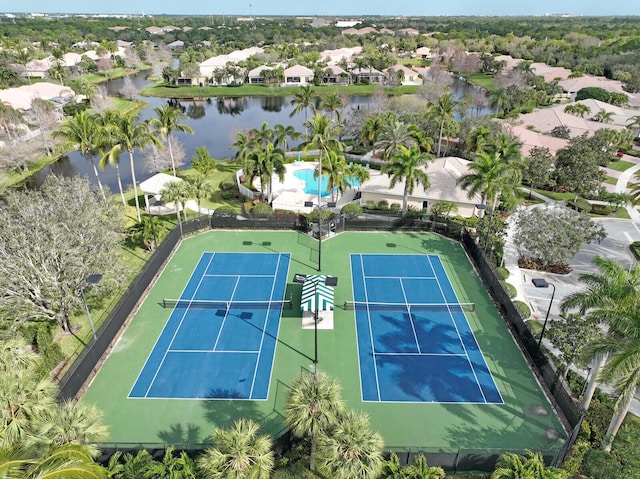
532, 278, 556, 352
80, 274, 103, 341
293, 273, 338, 369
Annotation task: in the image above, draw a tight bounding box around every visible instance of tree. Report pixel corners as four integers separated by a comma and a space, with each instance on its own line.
188, 172, 214, 216
575, 86, 610, 103
550, 125, 571, 139
29, 401, 109, 447
382, 145, 433, 216
197, 418, 273, 479
273, 123, 299, 152
319, 92, 344, 123
160, 180, 193, 236
374, 120, 417, 162
491, 450, 566, 479
522, 147, 554, 197
284, 371, 345, 471
53, 110, 107, 201
561, 257, 640, 413
103, 112, 161, 221
246, 143, 285, 203
361, 115, 385, 148
429, 92, 457, 157
513, 205, 606, 267
592, 109, 614, 124
289, 85, 319, 122
149, 105, 194, 176
404, 454, 446, 479
303, 114, 344, 198
191, 146, 217, 176
0, 176, 124, 334
563, 103, 590, 118
553, 133, 606, 199
317, 410, 384, 479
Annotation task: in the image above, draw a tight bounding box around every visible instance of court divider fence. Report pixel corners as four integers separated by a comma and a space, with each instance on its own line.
56, 212, 581, 472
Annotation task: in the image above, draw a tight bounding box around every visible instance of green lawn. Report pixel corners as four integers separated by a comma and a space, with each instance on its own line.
608, 160, 636, 172
466, 73, 495, 91
81, 230, 566, 460
140, 82, 420, 99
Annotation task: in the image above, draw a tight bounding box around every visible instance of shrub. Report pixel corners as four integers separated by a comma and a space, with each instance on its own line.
496, 267, 510, 280
502, 282, 517, 298
221, 190, 236, 200
251, 203, 273, 218
581, 449, 623, 479
591, 204, 613, 216
567, 198, 592, 213
341, 203, 363, 219
631, 241, 640, 261
513, 300, 531, 319
389, 203, 401, 213
365, 200, 376, 210
562, 439, 590, 478
220, 182, 236, 191
377, 199, 389, 210
214, 206, 236, 217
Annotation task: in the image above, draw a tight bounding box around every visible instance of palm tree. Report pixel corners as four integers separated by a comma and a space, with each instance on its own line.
197, 418, 273, 479
361, 115, 385, 149
249, 121, 274, 150
273, 123, 299, 152
382, 145, 433, 216
375, 120, 417, 162
128, 214, 160, 252
465, 126, 494, 155
564, 104, 591, 118
247, 143, 285, 203
0, 443, 107, 479
232, 132, 254, 174
404, 454, 446, 479
319, 92, 344, 123
486, 132, 523, 164
149, 105, 194, 176
488, 87, 510, 116
303, 114, 344, 201
188, 172, 214, 217
160, 180, 193, 236
491, 450, 565, 479
284, 371, 345, 472
28, 401, 108, 447
289, 85, 319, 122
53, 110, 107, 201
560, 257, 640, 412
103, 112, 161, 221
317, 410, 384, 479
593, 109, 614, 124
0, 339, 57, 449
429, 92, 457, 158
320, 150, 350, 203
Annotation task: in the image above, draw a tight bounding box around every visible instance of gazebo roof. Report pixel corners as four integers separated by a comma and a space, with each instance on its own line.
139, 173, 183, 196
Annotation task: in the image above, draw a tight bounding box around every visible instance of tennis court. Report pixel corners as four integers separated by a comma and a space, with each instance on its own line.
351, 253, 503, 404
129, 252, 290, 400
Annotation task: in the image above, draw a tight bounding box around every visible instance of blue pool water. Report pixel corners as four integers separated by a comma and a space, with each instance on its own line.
293, 169, 360, 197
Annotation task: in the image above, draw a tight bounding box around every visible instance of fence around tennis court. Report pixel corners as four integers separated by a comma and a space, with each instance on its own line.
56, 212, 581, 471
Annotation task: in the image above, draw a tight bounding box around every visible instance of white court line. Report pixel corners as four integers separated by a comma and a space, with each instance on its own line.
361, 254, 383, 402
170, 349, 259, 354
212, 276, 241, 351
399, 278, 422, 354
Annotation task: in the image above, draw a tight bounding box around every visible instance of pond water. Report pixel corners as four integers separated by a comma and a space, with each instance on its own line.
30, 71, 487, 192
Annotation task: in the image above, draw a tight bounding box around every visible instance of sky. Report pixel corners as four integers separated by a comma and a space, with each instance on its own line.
4, 0, 639, 17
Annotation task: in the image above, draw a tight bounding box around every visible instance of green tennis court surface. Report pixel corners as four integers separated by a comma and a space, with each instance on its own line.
81, 231, 567, 454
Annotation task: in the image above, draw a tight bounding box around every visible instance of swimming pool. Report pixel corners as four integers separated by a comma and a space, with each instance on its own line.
293, 169, 361, 197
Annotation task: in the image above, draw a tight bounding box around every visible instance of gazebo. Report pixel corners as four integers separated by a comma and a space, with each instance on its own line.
139, 173, 183, 215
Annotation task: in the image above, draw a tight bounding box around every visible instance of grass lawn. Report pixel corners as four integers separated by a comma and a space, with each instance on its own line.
140, 82, 420, 99
608, 160, 636, 172
466, 73, 495, 91
603, 176, 617, 185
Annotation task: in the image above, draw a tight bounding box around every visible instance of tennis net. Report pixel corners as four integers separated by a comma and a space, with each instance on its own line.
343, 301, 475, 313
162, 299, 293, 310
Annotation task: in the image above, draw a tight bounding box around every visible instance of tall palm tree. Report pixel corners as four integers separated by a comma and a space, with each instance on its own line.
465, 126, 494, 155
197, 418, 273, 479
317, 410, 384, 479
247, 143, 285, 203
361, 115, 385, 149
320, 150, 350, 203
148, 105, 194, 176
382, 145, 433, 216
103, 112, 161, 221
160, 180, 193, 236
188, 172, 214, 217
273, 123, 299, 152
319, 92, 344, 123
284, 371, 345, 472
249, 121, 274, 150
53, 110, 107, 201
303, 114, 344, 202
429, 92, 456, 158
564, 103, 591, 118
289, 85, 319, 122
231, 132, 253, 174
488, 87, 510, 116
96, 110, 127, 206
560, 257, 640, 413
375, 120, 416, 162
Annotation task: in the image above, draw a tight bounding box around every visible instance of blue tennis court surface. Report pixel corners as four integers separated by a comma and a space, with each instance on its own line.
130, 252, 290, 400
351, 254, 503, 404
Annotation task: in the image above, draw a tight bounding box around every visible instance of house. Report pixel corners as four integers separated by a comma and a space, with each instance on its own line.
351, 67, 386, 84
379, 28, 395, 35
319, 46, 362, 65
342, 27, 378, 36
415, 46, 432, 59
335, 21, 361, 28
358, 157, 482, 217
0, 82, 74, 111
248, 65, 282, 84
167, 40, 185, 52
385, 64, 423, 86
282, 65, 314, 86
530, 63, 572, 83
19, 57, 53, 79
320, 65, 350, 85
508, 125, 569, 157
198, 47, 264, 84
62, 52, 83, 67
399, 28, 420, 36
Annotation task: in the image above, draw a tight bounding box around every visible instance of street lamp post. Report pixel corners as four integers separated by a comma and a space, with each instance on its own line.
80, 273, 103, 341
532, 278, 556, 352
293, 273, 338, 369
